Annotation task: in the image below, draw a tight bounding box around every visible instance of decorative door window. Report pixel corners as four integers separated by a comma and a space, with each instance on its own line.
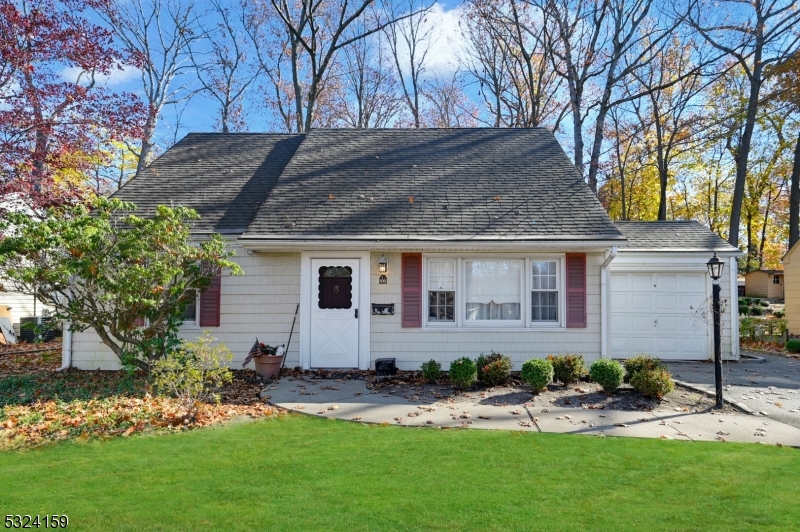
318, 266, 353, 309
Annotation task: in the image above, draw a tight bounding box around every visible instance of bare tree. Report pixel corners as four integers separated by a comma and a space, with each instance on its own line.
687, 0, 800, 247
336, 29, 403, 128
383, 0, 433, 127
97, 0, 206, 173
422, 72, 478, 127
245, 0, 425, 133
190, 0, 263, 133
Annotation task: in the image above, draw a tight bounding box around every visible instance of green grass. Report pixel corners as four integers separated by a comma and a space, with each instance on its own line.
1, 415, 798, 531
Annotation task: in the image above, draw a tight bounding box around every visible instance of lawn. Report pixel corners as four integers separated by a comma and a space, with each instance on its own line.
1, 416, 798, 531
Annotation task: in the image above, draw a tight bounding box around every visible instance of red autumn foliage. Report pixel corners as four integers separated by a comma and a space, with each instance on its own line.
0, 0, 145, 209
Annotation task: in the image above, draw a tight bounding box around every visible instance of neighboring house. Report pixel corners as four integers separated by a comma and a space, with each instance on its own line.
744, 270, 784, 299
783, 243, 800, 336
65, 129, 742, 371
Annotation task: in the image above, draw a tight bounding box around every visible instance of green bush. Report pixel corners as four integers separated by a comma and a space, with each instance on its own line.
773, 310, 785, 318
750, 298, 759, 305
749, 306, 763, 316
521, 359, 553, 393
738, 305, 748, 316
759, 300, 770, 308
421, 359, 442, 383
623, 354, 663, 383
787, 340, 800, 354
151, 333, 233, 416
630, 368, 675, 398
448, 357, 477, 390
476, 352, 512, 386
589, 359, 625, 393
548, 354, 586, 386
738, 297, 747, 306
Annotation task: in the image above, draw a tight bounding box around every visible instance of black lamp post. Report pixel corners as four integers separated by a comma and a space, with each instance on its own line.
707, 252, 724, 408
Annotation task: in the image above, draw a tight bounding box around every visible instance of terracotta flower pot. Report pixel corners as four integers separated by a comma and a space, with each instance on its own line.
253, 354, 285, 379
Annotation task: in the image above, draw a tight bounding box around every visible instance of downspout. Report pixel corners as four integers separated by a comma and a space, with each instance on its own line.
600, 246, 618, 359
730, 256, 740, 361
56, 322, 72, 372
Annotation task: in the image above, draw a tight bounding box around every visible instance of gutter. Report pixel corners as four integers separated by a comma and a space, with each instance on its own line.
56, 322, 72, 372
600, 246, 618, 359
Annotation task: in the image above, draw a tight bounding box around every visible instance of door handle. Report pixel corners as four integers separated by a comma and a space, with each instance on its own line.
354, 308, 358, 319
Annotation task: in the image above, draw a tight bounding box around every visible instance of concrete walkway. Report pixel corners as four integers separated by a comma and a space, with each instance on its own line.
261, 376, 800, 446
664, 352, 800, 429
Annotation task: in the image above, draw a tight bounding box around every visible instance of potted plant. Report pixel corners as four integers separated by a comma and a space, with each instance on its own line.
242, 339, 286, 380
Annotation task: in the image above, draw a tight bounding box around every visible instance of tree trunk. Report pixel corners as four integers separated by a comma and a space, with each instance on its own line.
790, 132, 800, 250
727, 69, 762, 248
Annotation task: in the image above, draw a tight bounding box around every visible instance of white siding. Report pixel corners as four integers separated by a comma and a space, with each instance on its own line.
369, 251, 604, 371
70, 247, 301, 370
0, 287, 54, 325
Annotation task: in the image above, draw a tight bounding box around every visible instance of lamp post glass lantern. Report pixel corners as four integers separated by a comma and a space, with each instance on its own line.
707, 252, 724, 408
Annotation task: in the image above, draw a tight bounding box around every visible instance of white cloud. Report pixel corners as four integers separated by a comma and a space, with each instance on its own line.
60, 65, 141, 87
391, 2, 469, 77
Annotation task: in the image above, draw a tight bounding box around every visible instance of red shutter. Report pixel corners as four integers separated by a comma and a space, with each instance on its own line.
133, 316, 145, 327
565, 253, 586, 328
199, 274, 221, 327
402, 253, 422, 328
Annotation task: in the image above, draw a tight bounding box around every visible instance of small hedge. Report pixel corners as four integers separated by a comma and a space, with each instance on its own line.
623, 354, 663, 383
749, 307, 763, 316
787, 340, 800, 354
476, 352, 512, 387
630, 368, 675, 398
521, 359, 553, 393
421, 360, 442, 383
548, 354, 586, 386
589, 359, 625, 393
449, 357, 477, 390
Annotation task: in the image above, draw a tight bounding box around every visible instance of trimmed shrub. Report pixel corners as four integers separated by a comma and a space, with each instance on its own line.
448, 357, 477, 390
623, 354, 663, 383
773, 310, 785, 318
630, 368, 675, 398
421, 359, 442, 383
743, 297, 752, 305
787, 340, 800, 354
738, 297, 747, 306
759, 300, 770, 307
548, 354, 586, 386
521, 359, 553, 393
476, 352, 513, 386
589, 359, 625, 393
738, 305, 748, 316
749, 306, 763, 316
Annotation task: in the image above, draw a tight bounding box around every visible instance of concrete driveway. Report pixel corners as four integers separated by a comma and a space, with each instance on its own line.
664, 352, 800, 429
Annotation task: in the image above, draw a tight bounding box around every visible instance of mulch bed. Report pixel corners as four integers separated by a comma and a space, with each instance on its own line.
0, 350, 282, 450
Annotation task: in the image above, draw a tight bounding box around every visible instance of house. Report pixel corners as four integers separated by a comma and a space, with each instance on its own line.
64, 129, 742, 371
743, 270, 784, 300
783, 243, 800, 336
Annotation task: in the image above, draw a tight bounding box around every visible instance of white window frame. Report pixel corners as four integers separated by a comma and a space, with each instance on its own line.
422, 254, 566, 330
179, 289, 201, 329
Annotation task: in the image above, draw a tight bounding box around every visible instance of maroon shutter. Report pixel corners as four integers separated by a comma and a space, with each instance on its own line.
199, 274, 221, 327
566, 253, 586, 328
402, 253, 422, 328
133, 316, 145, 327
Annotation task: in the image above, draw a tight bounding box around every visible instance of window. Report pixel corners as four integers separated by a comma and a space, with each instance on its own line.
428, 260, 455, 322
531, 261, 558, 322
773, 275, 781, 285
181, 290, 199, 326
464, 260, 522, 322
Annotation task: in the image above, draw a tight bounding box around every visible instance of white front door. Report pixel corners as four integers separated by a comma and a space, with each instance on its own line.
610, 271, 708, 360
310, 259, 360, 368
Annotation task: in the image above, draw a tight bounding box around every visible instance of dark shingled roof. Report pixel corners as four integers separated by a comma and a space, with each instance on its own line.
245, 128, 622, 240
112, 133, 304, 233
614, 221, 739, 251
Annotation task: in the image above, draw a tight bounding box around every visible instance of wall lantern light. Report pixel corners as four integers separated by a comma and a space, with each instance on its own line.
378, 254, 388, 274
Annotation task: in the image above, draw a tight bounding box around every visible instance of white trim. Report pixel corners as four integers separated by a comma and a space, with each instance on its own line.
600, 246, 618, 359
177, 289, 201, 330
300, 251, 370, 370
730, 256, 740, 360
423, 257, 457, 328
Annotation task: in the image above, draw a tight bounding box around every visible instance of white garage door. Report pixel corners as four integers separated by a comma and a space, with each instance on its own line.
610, 272, 709, 360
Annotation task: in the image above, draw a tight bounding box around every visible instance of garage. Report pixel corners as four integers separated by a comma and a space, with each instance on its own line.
610, 271, 708, 360
609, 221, 743, 361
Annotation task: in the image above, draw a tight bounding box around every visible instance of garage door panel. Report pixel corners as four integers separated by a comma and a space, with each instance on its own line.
632, 294, 654, 310
632, 274, 654, 290
657, 295, 678, 311
657, 274, 678, 290
611, 270, 708, 360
